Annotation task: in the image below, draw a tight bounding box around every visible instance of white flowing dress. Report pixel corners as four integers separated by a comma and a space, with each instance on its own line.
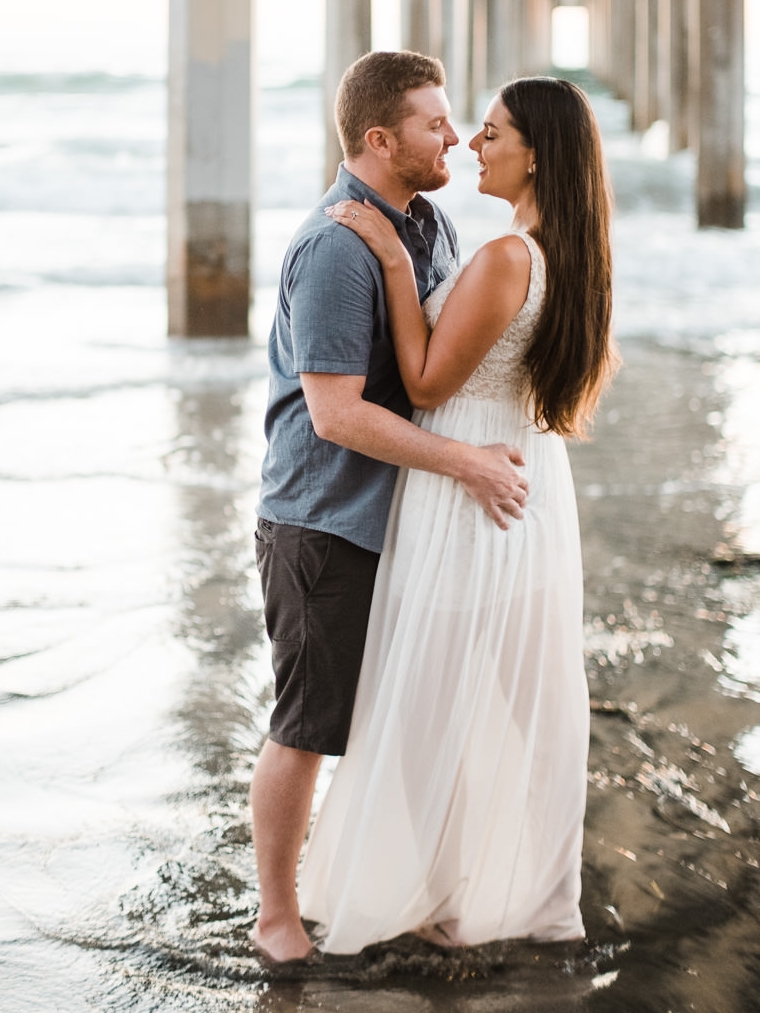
298, 233, 589, 953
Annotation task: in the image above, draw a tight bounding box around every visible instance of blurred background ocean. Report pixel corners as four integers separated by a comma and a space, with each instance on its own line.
0, 0, 757, 351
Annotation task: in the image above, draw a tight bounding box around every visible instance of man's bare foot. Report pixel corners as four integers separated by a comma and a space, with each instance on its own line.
250, 919, 314, 963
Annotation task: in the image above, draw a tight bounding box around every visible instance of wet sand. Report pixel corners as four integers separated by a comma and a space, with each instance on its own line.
2, 81, 760, 1011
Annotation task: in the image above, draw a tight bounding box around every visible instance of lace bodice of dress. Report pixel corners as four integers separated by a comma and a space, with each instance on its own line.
421, 231, 546, 402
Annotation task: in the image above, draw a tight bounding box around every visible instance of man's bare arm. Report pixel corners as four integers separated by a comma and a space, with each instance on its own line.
301, 372, 528, 530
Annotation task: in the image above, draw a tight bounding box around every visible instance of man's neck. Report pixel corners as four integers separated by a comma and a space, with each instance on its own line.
343, 157, 415, 213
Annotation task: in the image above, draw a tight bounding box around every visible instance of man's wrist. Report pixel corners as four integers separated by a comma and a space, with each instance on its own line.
439, 438, 476, 483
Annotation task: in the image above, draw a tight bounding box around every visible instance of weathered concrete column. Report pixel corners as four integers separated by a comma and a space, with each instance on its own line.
665, 0, 693, 152
686, 0, 701, 149
400, 0, 428, 52
632, 0, 653, 131
487, 0, 524, 87
323, 0, 371, 192
610, 0, 636, 121
444, 0, 473, 122
470, 0, 489, 113
655, 1, 672, 136
697, 0, 745, 228
167, 0, 252, 337
400, 0, 444, 57
524, 0, 553, 75
588, 0, 613, 86
647, 0, 662, 123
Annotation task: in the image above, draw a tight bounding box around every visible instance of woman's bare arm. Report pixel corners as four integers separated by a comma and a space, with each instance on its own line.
325, 198, 531, 409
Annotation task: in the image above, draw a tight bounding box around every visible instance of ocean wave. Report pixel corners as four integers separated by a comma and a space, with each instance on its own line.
0, 71, 163, 94
0, 343, 269, 408
0, 69, 323, 98
1, 266, 164, 289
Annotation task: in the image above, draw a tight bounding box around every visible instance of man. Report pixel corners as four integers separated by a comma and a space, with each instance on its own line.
251, 51, 528, 962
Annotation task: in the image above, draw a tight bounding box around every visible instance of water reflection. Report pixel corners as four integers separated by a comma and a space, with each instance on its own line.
570, 339, 760, 1012
710, 334, 760, 560
734, 725, 760, 777
166, 349, 272, 774
718, 606, 760, 704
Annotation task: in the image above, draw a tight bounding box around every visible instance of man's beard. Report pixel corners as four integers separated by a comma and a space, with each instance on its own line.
394, 140, 450, 194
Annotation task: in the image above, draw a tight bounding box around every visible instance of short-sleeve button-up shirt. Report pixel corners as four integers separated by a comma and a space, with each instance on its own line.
257, 164, 459, 553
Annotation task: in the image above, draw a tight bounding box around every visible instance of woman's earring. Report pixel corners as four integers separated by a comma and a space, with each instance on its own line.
528, 165, 535, 175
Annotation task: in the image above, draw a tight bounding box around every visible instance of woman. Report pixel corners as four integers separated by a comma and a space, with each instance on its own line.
298, 77, 618, 953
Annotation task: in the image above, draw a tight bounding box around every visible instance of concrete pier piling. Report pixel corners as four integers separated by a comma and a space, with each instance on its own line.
697, 0, 746, 228
167, 0, 253, 337
323, 0, 372, 192
400, 0, 444, 57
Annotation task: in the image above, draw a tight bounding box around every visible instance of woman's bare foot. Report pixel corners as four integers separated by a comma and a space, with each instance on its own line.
414, 922, 465, 948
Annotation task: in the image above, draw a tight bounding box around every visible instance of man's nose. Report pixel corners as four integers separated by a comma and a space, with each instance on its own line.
444, 120, 459, 147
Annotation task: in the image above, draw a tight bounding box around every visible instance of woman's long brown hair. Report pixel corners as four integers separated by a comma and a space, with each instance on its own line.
501, 77, 619, 438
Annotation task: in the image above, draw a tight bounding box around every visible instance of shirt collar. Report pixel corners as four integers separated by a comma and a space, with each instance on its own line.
336, 164, 436, 231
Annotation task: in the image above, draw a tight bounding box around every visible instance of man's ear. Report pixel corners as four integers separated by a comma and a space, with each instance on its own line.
363, 126, 396, 160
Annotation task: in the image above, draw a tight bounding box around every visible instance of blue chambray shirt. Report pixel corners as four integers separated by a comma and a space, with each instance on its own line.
257, 164, 459, 553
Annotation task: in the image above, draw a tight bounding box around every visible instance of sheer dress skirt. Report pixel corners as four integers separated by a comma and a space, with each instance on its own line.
298, 394, 589, 954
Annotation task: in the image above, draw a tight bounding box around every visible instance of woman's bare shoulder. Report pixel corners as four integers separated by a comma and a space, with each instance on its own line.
458, 234, 532, 310
475, 232, 532, 265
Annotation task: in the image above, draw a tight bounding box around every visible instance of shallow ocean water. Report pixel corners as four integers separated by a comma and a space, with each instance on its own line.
1, 69, 760, 1012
